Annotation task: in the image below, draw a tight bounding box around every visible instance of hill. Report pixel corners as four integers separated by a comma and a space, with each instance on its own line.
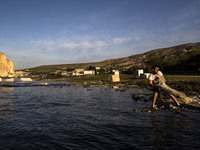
25, 42, 200, 75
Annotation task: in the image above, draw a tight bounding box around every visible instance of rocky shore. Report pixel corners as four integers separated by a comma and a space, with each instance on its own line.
43, 75, 200, 111
76, 79, 200, 111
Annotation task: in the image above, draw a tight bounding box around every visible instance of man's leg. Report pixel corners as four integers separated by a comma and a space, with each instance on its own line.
153, 93, 158, 108
170, 94, 180, 106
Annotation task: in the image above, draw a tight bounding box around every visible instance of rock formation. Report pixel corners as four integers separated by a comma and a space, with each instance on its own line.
0, 52, 15, 77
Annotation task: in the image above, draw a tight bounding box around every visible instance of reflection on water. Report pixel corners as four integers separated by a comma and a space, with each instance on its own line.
151, 111, 199, 150
0, 82, 199, 149
0, 87, 14, 119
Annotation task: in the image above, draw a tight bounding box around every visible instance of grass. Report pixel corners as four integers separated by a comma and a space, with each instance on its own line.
41, 74, 200, 96
165, 75, 200, 82
44, 74, 200, 83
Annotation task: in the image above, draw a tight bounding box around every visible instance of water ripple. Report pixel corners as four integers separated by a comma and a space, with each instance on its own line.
0, 82, 199, 149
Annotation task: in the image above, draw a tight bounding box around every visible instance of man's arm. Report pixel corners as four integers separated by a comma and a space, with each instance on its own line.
149, 80, 154, 87
161, 75, 166, 83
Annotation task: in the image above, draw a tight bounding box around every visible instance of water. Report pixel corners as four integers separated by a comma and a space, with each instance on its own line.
0, 82, 199, 150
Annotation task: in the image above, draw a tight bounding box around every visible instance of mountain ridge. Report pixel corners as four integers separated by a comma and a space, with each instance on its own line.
26, 42, 200, 74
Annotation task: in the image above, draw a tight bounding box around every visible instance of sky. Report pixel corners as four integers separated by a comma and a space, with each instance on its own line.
0, 0, 200, 69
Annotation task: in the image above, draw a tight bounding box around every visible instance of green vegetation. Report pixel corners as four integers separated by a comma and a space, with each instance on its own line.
165, 75, 200, 82
37, 73, 200, 96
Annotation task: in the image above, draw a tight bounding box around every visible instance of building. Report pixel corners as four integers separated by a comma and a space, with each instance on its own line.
140, 73, 150, 79
95, 67, 100, 70
84, 70, 95, 75
133, 69, 144, 76
60, 71, 71, 77
72, 69, 84, 76
111, 70, 119, 75
75, 69, 84, 72
95, 67, 101, 74
109, 70, 120, 82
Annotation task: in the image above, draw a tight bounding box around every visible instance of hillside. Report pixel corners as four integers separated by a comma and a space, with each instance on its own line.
26, 42, 200, 75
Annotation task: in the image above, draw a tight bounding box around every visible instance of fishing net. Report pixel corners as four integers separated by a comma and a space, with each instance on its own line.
158, 77, 193, 104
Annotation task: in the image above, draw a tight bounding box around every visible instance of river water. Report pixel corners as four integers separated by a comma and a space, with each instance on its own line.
0, 82, 199, 150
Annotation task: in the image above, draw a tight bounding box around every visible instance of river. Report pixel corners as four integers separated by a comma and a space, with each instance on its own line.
0, 82, 199, 149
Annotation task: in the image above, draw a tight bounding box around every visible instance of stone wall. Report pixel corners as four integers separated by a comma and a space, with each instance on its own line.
0, 52, 15, 77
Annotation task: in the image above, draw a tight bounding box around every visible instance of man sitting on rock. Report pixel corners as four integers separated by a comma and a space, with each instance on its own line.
148, 65, 180, 108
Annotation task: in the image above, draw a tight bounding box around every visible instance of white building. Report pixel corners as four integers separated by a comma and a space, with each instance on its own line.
140, 73, 150, 79
72, 72, 84, 76
95, 67, 100, 70
72, 69, 84, 76
84, 70, 95, 75
133, 69, 144, 76
109, 70, 120, 82
112, 70, 120, 75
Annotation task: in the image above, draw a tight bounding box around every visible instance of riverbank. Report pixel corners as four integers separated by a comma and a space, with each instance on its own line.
41, 74, 200, 96
39, 74, 200, 112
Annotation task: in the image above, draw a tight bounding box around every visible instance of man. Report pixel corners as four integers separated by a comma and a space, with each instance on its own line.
148, 66, 180, 108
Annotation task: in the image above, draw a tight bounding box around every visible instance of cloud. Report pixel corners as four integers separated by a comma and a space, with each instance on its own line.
112, 37, 131, 44
30, 36, 131, 54
7, 36, 132, 69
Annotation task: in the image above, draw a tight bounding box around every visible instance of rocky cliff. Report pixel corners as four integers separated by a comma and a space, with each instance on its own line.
0, 52, 15, 77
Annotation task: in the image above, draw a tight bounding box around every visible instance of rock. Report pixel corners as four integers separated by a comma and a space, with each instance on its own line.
0, 52, 15, 77
112, 86, 119, 89
4, 78, 14, 82
132, 93, 144, 101
20, 78, 33, 82
119, 89, 127, 92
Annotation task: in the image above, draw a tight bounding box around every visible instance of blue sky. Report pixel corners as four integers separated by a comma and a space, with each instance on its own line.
0, 0, 200, 69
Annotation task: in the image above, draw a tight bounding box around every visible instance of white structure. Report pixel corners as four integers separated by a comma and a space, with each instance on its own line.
112, 70, 119, 75
108, 75, 120, 82
109, 70, 120, 82
133, 69, 144, 76
72, 72, 84, 76
95, 67, 101, 74
140, 73, 150, 79
72, 69, 84, 76
5, 78, 14, 82
84, 70, 95, 75
20, 78, 33, 82
0, 78, 2, 82
95, 67, 100, 70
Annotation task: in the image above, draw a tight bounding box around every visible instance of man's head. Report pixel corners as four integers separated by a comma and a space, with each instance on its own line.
152, 65, 159, 74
